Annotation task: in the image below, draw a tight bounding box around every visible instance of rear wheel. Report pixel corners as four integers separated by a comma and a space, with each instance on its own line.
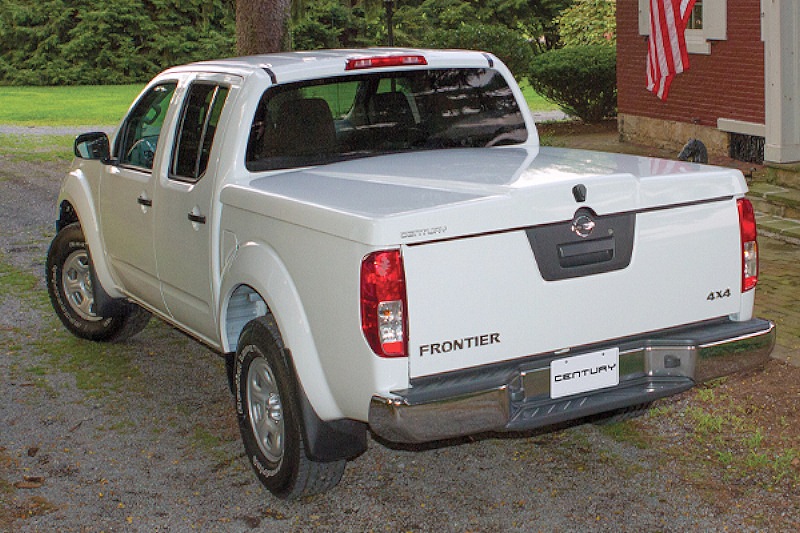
46, 222, 150, 342
235, 316, 345, 499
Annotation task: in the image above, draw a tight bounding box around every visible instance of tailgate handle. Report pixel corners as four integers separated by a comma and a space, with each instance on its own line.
558, 237, 614, 268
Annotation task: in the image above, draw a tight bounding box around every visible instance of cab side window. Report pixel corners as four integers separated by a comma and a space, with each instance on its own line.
116, 83, 177, 170
171, 83, 230, 182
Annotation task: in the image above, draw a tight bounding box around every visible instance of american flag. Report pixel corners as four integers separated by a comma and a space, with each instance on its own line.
646, 0, 697, 100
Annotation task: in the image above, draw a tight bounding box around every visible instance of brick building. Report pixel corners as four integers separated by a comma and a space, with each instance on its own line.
616, 0, 799, 164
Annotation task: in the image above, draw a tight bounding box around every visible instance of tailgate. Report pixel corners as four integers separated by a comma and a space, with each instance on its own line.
403, 198, 743, 378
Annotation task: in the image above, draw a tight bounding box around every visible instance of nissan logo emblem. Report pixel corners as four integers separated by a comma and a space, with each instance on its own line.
571, 214, 595, 238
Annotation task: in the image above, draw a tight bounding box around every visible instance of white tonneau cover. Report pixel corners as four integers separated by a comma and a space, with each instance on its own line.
224, 146, 747, 246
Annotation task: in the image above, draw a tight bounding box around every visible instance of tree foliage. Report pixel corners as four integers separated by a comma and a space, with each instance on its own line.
0, 0, 580, 85
291, 0, 366, 50
425, 24, 535, 82
289, 0, 571, 80
558, 0, 616, 46
527, 45, 617, 123
0, 0, 235, 85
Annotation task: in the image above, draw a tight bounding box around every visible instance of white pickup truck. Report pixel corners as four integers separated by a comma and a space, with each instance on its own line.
47, 48, 775, 499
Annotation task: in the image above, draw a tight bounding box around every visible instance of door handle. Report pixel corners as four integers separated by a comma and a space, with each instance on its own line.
188, 212, 206, 224
558, 236, 614, 268
137, 196, 153, 207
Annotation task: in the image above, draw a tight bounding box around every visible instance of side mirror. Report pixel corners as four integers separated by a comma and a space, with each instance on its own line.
74, 132, 111, 161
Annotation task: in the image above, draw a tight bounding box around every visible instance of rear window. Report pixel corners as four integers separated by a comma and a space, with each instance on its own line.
246, 68, 527, 172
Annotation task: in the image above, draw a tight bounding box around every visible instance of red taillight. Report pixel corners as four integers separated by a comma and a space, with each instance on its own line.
346, 55, 427, 71
360, 250, 408, 357
737, 198, 758, 292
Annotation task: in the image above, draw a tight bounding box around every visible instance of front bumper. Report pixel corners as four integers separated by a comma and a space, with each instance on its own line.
369, 317, 775, 443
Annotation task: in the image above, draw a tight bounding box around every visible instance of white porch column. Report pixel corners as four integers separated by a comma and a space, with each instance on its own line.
764, 0, 800, 163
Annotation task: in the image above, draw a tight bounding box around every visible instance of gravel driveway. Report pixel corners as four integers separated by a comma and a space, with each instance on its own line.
0, 146, 795, 531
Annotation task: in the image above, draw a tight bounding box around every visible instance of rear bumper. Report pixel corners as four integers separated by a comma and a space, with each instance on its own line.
369, 318, 775, 443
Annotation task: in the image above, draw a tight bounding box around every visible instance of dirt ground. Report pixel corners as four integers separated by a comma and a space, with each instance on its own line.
1, 131, 798, 531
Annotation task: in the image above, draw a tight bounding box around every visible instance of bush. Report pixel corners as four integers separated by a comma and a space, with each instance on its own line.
527, 45, 616, 123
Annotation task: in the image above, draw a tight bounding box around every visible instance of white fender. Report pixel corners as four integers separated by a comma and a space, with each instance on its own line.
57, 165, 125, 300
219, 239, 344, 420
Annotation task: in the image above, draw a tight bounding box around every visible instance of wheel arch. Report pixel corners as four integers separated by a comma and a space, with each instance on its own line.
56, 171, 124, 299
56, 199, 79, 231
219, 240, 343, 421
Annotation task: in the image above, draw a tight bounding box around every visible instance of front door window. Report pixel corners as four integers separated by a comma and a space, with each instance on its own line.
116, 83, 177, 170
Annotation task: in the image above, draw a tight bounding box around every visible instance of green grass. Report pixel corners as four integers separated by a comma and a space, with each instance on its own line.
0, 254, 41, 305
191, 425, 230, 461
519, 81, 559, 113
40, 335, 143, 397
0, 84, 144, 126
0, 255, 141, 399
0, 134, 74, 163
0, 82, 559, 127
597, 419, 651, 450
648, 383, 800, 492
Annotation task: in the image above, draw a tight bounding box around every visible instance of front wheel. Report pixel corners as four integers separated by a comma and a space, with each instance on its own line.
46, 222, 150, 342
235, 316, 345, 499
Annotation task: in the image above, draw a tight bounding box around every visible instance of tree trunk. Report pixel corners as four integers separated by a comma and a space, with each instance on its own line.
236, 0, 292, 55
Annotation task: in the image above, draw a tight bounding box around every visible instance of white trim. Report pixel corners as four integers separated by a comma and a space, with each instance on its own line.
639, 0, 650, 35
717, 119, 766, 138
703, 0, 727, 40
686, 31, 712, 54
763, 0, 800, 163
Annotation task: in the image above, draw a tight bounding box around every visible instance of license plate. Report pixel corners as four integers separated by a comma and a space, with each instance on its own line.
550, 348, 620, 399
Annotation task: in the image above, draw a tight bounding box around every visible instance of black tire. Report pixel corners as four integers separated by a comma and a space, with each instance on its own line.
234, 316, 345, 499
46, 222, 150, 342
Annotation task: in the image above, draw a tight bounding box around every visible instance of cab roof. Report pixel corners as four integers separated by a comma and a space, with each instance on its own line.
165, 48, 501, 85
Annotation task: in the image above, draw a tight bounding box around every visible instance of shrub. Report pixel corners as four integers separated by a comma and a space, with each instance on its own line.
527, 45, 616, 123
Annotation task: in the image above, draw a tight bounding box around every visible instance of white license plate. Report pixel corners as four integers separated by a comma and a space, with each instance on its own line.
550, 348, 620, 399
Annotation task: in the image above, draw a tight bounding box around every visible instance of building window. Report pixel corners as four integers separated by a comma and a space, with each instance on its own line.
639, 0, 726, 55
687, 1, 703, 30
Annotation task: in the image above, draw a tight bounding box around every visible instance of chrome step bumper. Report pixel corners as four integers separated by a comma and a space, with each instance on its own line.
369, 318, 776, 444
